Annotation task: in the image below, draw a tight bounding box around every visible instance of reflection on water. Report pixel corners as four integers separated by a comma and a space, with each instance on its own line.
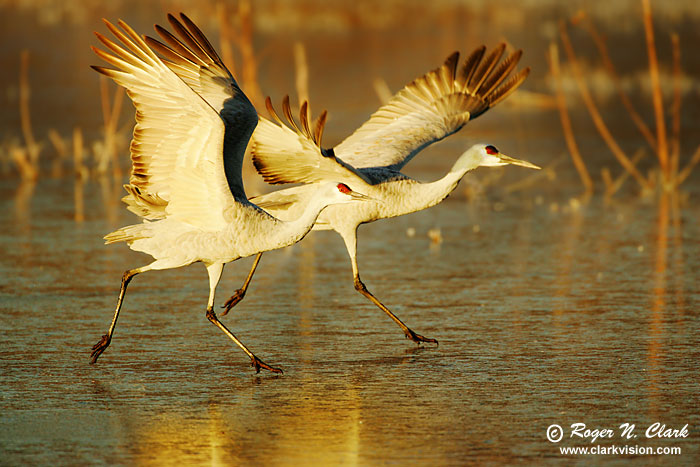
1, 175, 698, 464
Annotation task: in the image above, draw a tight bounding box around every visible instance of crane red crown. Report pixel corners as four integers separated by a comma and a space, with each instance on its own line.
337, 183, 351, 194
485, 145, 499, 155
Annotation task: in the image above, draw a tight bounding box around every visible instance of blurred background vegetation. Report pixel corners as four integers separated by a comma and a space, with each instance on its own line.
1, 0, 699, 202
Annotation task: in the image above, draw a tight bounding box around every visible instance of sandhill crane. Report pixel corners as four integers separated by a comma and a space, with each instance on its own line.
215, 46, 540, 345
88, 14, 371, 373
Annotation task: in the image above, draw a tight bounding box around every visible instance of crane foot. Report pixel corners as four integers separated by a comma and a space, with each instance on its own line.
404, 329, 439, 346
250, 355, 283, 374
90, 334, 111, 363
221, 288, 245, 316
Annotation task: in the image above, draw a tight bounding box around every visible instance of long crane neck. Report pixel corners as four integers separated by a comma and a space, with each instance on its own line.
266, 194, 335, 249
413, 153, 480, 209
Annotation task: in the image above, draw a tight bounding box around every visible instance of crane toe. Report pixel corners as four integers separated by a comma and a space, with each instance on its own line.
405, 329, 439, 346
251, 356, 284, 374
89, 334, 111, 363
221, 288, 246, 316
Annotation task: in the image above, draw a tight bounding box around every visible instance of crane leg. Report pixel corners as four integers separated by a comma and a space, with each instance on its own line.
342, 230, 438, 345
205, 262, 282, 374
90, 267, 144, 363
221, 252, 262, 316
353, 274, 438, 345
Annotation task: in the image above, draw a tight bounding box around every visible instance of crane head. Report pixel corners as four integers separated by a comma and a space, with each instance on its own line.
454, 144, 540, 172
477, 144, 540, 169
317, 182, 373, 204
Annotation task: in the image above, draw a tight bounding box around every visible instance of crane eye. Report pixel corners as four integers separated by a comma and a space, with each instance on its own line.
485, 145, 499, 155
337, 183, 351, 194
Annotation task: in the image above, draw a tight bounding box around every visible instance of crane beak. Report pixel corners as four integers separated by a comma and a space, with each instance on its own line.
498, 153, 541, 170
347, 190, 375, 202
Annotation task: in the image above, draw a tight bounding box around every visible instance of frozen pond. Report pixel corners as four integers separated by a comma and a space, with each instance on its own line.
1, 175, 698, 464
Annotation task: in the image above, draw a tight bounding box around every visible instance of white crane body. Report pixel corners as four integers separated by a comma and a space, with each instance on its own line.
88, 13, 371, 373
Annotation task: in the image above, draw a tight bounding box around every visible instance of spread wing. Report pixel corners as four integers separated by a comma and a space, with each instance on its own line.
144, 13, 257, 199
250, 96, 371, 187
91, 16, 257, 232
335, 45, 530, 170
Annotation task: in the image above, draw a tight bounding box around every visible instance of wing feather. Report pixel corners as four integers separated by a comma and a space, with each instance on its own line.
146, 13, 258, 198
251, 97, 370, 187
336, 44, 530, 170
92, 17, 250, 231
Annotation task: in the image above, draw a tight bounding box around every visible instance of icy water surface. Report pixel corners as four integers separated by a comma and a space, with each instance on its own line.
1, 0, 700, 463
1, 177, 698, 465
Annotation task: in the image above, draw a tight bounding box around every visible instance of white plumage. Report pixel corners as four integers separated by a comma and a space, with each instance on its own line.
89, 14, 370, 373
231, 46, 541, 344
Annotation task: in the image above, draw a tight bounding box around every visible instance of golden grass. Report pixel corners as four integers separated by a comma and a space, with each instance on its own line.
15, 50, 40, 181
6, 1, 696, 210
641, 0, 669, 180
96, 75, 125, 179
294, 41, 310, 110
553, 0, 698, 196
558, 20, 651, 192
236, 0, 263, 108
547, 42, 592, 196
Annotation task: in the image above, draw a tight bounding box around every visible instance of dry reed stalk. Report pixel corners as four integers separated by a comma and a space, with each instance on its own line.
19, 50, 40, 180
669, 192, 686, 313
97, 76, 124, 178
548, 42, 593, 195
98, 173, 120, 225
650, 191, 669, 339
373, 77, 392, 104
73, 126, 88, 180
603, 148, 646, 198
13, 175, 36, 233
601, 167, 613, 194
48, 129, 67, 158
237, 0, 263, 107
575, 12, 657, 152
559, 21, 651, 191
294, 41, 310, 111
48, 129, 68, 177
74, 177, 85, 223
669, 33, 681, 182
217, 2, 236, 76
96, 76, 112, 175
11, 147, 37, 181
99, 74, 111, 130
676, 144, 700, 186
642, 0, 670, 182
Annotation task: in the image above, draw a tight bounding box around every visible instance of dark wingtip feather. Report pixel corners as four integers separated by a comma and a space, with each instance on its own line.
313, 110, 327, 146
444, 51, 459, 72
457, 45, 486, 87
145, 35, 193, 67
281, 95, 300, 132
479, 49, 523, 98
179, 12, 222, 65
441, 51, 460, 92
468, 43, 506, 93
265, 96, 284, 126
90, 64, 109, 74
154, 22, 204, 66
487, 66, 530, 106
299, 101, 312, 139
